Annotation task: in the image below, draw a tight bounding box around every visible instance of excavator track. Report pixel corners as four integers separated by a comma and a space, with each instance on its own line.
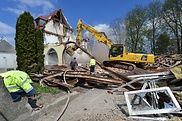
103, 61, 136, 71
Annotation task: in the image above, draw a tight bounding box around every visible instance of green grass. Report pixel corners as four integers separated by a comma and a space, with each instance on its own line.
33, 82, 62, 95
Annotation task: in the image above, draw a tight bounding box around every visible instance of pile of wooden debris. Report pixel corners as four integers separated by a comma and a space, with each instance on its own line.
30, 64, 128, 89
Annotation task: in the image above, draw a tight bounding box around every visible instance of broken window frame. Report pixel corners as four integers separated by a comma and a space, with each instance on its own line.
124, 87, 181, 116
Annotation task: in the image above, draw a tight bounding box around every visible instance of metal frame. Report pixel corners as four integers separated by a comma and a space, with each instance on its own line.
124, 87, 181, 116
119, 71, 175, 89
128, 116, 168, 121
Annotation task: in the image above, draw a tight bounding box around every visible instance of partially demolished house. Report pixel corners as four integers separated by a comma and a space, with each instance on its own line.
35, 9, 74, 66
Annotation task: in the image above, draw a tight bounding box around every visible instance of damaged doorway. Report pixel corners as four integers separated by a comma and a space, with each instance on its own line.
45, 48, 58, 65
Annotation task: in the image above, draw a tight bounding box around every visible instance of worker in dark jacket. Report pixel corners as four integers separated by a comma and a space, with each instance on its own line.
70, 57, 78, 71
0, 70, 41, 110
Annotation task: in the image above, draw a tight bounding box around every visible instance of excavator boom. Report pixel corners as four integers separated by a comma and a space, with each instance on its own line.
66, 19, 113, 56
77, 19, 113, 47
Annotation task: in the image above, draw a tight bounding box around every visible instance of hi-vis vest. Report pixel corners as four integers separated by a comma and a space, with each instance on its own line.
0, 70, 33, 93
89, 59, 96, 66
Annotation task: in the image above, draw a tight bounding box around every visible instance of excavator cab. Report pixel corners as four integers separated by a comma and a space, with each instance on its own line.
109, 44, 124, 57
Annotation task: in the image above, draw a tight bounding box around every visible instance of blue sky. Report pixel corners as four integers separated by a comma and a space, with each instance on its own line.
0, 0, 163, 46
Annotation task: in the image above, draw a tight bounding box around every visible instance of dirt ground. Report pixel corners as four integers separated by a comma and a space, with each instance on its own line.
35, 86, 140, 121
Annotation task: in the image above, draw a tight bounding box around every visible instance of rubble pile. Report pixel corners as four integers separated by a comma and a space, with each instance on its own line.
146, 54, 182, 71
29, 54, 182, 121
30, 64, 127, 89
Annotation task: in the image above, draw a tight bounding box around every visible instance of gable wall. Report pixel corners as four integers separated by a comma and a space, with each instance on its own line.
44, 20, 64, 36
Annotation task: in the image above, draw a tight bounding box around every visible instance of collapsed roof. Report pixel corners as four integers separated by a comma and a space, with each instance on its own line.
35, 9, 73, 31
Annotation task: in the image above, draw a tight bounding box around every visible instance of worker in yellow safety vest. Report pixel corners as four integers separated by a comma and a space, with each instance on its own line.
89, 57, 96, 74
0, 70, 41, 110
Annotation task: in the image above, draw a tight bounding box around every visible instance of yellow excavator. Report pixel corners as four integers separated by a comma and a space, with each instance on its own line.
66, 19, 155, 70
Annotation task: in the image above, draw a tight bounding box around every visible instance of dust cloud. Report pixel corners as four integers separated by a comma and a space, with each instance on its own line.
63, 43, 109, 66
91, 43, 109, 62
63, 50, 90, 65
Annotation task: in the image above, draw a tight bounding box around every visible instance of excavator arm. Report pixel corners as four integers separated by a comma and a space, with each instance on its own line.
77, 19, 113, 47
66, 19, 113, 56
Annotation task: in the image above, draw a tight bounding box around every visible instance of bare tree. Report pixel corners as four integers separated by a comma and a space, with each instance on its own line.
110, 18, 126, 44
162, 0, 182, 54
147, 0, 163, 54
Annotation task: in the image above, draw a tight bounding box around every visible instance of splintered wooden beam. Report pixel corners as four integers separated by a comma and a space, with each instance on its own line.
60, 72, 124, 85
36, 71, 124, 87
41, 77, 79, 89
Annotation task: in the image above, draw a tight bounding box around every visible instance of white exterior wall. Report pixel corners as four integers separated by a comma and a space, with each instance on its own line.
44, 34, 58, 44
44, 29, 75, 44
0, 53, 17, 70
44, 20, 63, 36
62, 31, 76, 42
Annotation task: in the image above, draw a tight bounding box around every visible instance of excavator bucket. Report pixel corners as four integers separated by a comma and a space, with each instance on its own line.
65, 46, 75, 56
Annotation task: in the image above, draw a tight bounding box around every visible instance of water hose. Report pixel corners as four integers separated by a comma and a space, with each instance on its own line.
56, 70, 70, 121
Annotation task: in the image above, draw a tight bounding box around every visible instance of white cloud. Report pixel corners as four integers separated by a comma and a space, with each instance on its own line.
5, 0, 55, 16
94, 24, 110, 31
0, 22, 15, 34
16, 0, 54, 9
94, 24, 114, 39
4, 7, 24, 15
15, 0, 54, 14
84, 24, 115, 41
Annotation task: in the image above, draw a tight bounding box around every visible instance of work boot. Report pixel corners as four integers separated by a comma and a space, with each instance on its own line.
28, 98, 41, 111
